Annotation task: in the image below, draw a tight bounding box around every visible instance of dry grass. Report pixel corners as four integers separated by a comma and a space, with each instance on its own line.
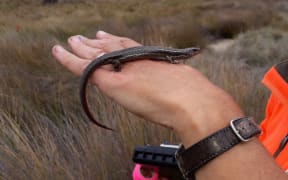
191, 28, 288, 122
1, 0, 288, 179
0, 30, 175, 180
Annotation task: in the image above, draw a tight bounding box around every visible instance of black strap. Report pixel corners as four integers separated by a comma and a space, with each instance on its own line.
273, 134, 288, 158
175, 117, 261, 179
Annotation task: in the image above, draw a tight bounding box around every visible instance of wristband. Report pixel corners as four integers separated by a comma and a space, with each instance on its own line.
175, 117, 261, 180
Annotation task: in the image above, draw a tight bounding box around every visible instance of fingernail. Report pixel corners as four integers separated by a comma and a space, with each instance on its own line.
54, 45, 64, 53
78, 35, 87, 41
97, 30, 107, 37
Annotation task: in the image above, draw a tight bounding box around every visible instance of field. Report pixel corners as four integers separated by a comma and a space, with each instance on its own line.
1, 0, 288, 179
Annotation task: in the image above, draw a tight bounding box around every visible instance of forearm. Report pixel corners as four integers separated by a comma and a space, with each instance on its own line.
173, 88, 287, 179
196, 139, 287, 180
176, 108, 287, 179
52, 32, 288, 179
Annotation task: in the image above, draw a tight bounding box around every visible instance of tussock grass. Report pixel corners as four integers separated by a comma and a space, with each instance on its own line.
192, 28, 288, 122
0, 30, 176, 179
1, 0, 288, 179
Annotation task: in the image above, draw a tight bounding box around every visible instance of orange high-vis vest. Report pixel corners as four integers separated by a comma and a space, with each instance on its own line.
260, 61, 288, 172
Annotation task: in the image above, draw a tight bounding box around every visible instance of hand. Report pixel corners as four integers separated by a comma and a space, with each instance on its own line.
52, 31, 244, 147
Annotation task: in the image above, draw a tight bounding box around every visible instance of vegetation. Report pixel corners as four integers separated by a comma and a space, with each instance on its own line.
1, 0, 288, 179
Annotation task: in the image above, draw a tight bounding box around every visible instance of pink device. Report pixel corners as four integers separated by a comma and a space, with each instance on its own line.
132, 164, 159, 180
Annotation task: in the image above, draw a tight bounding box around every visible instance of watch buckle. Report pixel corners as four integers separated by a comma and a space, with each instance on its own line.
230, 118, 252, 142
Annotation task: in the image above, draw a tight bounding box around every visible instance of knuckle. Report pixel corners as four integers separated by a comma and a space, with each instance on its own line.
119, 37, 134, 45
85, 52, 96, 60
119, 37, 141, 48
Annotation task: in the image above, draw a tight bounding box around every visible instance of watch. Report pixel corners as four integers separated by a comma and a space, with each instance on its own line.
175, 117, 262, 180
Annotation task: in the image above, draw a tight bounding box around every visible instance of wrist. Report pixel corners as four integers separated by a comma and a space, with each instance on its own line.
176, 114, 244, 148
173, 97, 244, 148
175, 117, 262, 179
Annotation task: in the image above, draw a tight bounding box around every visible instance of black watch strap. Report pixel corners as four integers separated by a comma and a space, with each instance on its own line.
175, 117, 261, 180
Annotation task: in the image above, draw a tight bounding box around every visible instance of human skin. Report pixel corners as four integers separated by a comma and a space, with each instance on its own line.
52, 31, 287, 179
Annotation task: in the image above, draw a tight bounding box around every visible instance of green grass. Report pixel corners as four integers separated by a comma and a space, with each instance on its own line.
1, 0, 288, 179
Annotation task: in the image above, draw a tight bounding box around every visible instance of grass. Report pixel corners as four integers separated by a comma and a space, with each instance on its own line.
1, 0, 288, 179
191, 28, 288, 122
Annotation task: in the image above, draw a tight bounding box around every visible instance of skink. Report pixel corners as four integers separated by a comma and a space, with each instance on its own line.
80, 46, 200, 130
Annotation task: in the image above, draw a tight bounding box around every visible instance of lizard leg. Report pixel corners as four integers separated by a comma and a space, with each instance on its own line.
167, 56, 180, 64
112, 60, 121, 72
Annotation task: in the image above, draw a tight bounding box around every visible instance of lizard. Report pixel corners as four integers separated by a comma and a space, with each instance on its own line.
79, 46, 200, 130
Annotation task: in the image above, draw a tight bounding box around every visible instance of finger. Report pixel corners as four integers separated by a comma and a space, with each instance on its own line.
82, 38, 141, 53
96, 30, 120, 39
118, 37, 141, 48
80, 38, 109, 49
99, 39, 126, 52
52, 45, 91, 76
68, 35, 104, 60
53, 45, 115, 87
81, 38, 125, 53
96, 31, 141, 48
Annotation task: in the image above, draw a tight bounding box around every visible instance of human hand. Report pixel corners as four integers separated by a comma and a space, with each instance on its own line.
52, 31, 244, 147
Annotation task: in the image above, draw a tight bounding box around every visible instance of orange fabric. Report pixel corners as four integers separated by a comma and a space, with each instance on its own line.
260, 66, 288, 171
